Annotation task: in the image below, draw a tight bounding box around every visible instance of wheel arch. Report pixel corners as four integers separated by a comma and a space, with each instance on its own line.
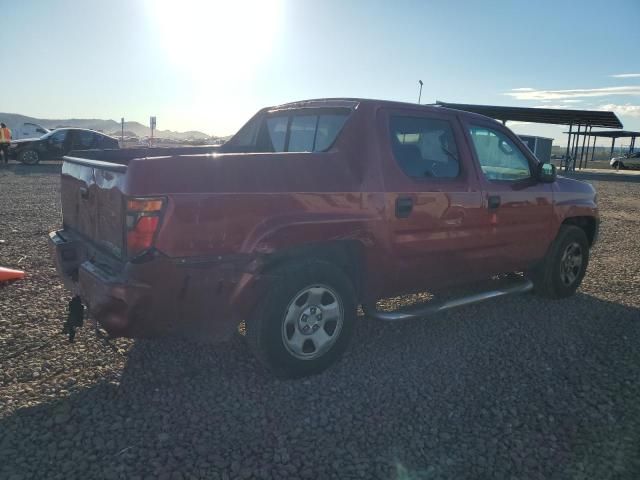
561, 216, 597, 246
259, 240, 367, 301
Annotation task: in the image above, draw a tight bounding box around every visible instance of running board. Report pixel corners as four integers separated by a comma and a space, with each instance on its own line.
365, 279, 534, 321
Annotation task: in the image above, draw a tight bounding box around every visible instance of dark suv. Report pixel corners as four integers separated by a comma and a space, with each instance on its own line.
9, 128, 119, 165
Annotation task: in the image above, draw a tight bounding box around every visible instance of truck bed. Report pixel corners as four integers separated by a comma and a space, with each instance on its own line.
66, 145, 222, 165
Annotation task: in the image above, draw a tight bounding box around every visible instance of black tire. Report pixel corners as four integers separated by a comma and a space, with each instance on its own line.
246, 259, 356, 378
530, 225, 590, 299
18, 149, 40, 165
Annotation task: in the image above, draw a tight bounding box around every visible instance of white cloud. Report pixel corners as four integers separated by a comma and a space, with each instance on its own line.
533, 104, 567, 109
598, 104, 640, 117
511, 87, 535, 91
505, 86, 640, 100
610, 73, 640, 78
561, 99, 583, 103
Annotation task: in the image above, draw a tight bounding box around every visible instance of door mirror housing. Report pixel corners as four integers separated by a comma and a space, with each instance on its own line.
537, 162, 557, 183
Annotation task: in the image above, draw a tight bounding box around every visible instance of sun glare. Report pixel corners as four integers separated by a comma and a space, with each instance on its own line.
147, 0, 282, 76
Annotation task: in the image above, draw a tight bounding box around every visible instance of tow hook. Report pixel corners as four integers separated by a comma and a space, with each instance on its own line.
62, 296, 85, 342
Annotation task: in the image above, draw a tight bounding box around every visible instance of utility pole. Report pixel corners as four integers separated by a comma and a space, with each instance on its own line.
150, 116, 156, 147
417, 80, 423, 104
121, 117, 124, 144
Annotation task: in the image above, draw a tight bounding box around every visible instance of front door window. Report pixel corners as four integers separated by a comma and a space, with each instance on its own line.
468, 125, 531, 181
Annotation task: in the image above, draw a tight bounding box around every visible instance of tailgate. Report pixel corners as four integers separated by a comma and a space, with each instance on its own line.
60, 158, 127, 258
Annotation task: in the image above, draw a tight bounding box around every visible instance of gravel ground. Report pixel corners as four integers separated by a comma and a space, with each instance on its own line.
1, 164, 639, 479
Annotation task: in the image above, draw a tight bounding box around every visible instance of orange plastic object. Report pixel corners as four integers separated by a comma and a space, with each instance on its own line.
0, 267, 25, 282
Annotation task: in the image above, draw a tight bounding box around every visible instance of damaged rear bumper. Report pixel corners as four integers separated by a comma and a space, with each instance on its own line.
49, 229, 266, 341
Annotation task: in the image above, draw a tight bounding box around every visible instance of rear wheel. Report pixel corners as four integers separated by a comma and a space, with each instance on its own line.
18, 149, 40, 165
246, 259, 356, 378
530, 225, 590, 299
612, 161, 626, 170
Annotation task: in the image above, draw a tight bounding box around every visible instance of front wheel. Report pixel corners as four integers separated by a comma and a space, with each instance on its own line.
529, 225, 590, 299
18, 149, 40, 165
246, 259, 356, 378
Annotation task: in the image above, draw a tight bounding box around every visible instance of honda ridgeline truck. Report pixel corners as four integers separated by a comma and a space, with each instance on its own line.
49, 99, 599, 377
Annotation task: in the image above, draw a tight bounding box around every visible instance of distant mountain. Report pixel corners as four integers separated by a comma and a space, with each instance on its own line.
0, 112, 216, 140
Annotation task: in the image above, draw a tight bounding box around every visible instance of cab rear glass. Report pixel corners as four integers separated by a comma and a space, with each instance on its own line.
225, 107, 351, 153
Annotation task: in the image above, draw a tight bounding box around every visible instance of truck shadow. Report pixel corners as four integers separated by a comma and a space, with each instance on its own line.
2, 292, 639, 478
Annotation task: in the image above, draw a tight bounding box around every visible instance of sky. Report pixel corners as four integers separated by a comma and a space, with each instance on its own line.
3, 0, 640, 145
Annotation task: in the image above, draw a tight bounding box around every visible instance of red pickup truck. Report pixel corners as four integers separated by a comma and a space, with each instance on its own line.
50, 98, 598, 377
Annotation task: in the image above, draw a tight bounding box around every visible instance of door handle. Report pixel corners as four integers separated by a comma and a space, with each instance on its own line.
488, 195, 501, 210
395, 197, 414, 218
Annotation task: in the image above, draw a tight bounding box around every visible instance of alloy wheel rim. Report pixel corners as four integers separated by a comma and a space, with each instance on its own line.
281, 284, 344, 360
23, 151, 38, 164
559, 241, 583, 286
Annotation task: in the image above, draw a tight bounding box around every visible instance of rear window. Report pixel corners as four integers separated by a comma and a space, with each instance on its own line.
266, 110, 349, 152
226, 108, 350, 153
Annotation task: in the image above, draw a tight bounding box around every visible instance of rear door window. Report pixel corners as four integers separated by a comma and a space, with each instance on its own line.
96, 134, 115, 148
74, 131, 96, 149
389, 116, 460, 178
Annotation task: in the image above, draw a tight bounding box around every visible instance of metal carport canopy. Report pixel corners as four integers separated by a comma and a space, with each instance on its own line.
435, 101, 623, 129
562, 130, 640, 138
563, 130, 640, 168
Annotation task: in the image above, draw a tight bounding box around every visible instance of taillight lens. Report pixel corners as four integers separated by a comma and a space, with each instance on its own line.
126, 197, 165, 257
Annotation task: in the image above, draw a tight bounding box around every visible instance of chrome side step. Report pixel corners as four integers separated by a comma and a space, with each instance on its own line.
365, 279, 534, 321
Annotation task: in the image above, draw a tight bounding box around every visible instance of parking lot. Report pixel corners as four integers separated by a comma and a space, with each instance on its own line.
1, 164, 639, 479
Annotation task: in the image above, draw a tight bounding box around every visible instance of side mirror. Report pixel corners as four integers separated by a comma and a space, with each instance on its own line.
537, 162, 557, 183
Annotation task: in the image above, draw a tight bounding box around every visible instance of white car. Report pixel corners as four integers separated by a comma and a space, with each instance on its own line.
610, 151, 640, 170
13, 122, 50, 140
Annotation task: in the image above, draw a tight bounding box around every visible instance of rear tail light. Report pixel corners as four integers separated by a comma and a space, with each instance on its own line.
125, 197, 166, 257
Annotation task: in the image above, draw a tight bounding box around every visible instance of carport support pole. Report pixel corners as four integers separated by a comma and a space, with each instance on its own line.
565, 123, 573, 171
579, 126, 591, 170
572, 124, 582, 171
611, 138, 618, 171
588, 134, 597, 168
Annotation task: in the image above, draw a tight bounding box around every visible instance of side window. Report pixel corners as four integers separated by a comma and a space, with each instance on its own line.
75, 131, 96, 149
389, 116, 460, 178
266, 116, 288, 152
315, 114, 348, 151
49, 130, 67, 147
96, 135, 113, 148
288, 115, 316, 152
264, 111, 349, 152
228, 109, 350, 153
230, 116, 261, 148
468, 125, 531, 181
